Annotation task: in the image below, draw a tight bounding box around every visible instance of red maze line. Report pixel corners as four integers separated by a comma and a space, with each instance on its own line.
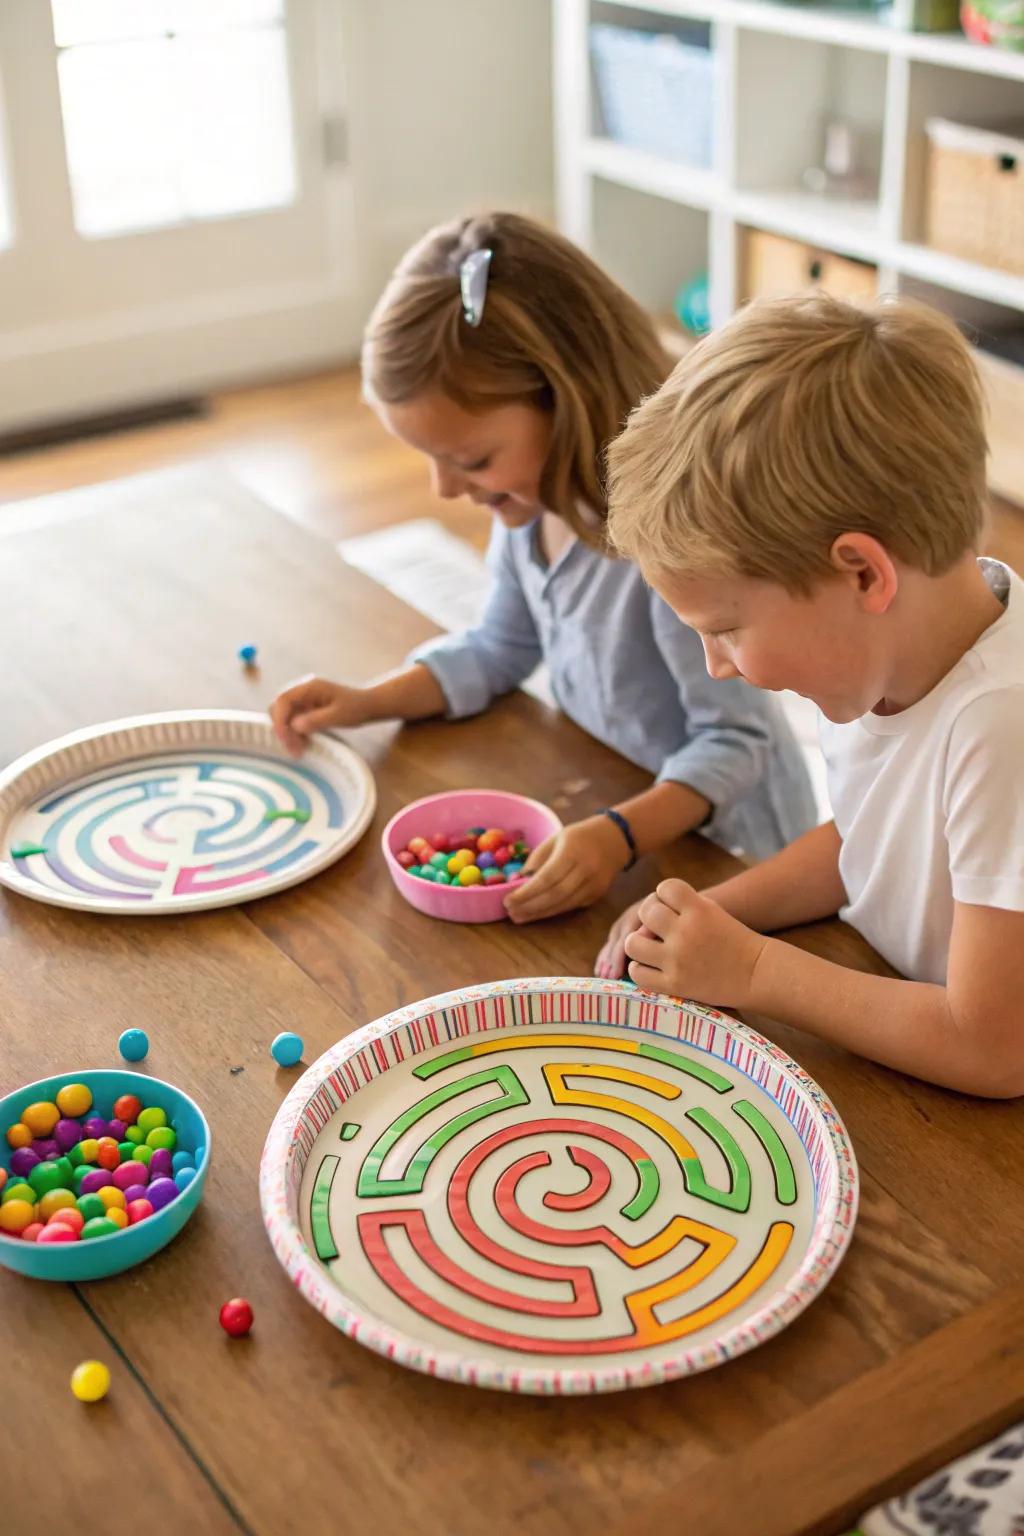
357, 1116, 674, 1351
358, 1208, 790, 1357
360, 1209, 598, 1318
357, 1212, 690, 1356
543, 1146, 610, 1211
449, 1118, 652, 1265
495, 1152, 648, 1257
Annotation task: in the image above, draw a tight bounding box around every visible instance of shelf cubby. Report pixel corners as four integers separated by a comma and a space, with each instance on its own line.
554, 0, 1024, 492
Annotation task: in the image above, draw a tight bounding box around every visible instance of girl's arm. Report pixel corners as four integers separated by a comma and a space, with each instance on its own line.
409, 523, 543, 717
505, 780, 711, 924
270, 524, 540, 752
508, 593, 786, 924
270, 665, 446, 753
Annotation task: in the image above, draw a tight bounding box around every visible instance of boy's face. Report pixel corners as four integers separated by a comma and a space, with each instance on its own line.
650, 565, 885, 723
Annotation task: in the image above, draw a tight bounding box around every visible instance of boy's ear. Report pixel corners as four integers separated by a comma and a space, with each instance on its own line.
829, 532, 899, 616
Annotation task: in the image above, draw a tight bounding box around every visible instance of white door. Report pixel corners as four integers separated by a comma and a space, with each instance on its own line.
0, 0, 358, 433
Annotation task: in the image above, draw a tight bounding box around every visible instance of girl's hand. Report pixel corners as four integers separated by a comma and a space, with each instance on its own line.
504, 816, 630, 924
624, 880, 767, 1007
594, 900, 645, 979
269, 676, 373, 756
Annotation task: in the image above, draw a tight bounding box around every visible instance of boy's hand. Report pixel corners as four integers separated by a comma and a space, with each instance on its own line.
269, 676, 373, 756
624, 879, 768, 1007
594, 900, 644, 979
504, 816, 630, 923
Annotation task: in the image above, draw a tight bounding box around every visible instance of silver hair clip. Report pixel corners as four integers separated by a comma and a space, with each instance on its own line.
460, 248, 493, 328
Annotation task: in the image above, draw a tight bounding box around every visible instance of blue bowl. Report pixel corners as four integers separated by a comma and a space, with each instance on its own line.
0, 1069, 210, 1281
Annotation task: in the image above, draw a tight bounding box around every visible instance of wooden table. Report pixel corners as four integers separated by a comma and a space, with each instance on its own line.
1, 469, 1021, 1536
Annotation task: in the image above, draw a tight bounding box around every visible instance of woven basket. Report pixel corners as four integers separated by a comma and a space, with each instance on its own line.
925, 117, 1024, 273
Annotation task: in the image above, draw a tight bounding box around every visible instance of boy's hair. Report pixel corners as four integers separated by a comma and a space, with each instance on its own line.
606, 292, 988, 590
362, 211, 671, 546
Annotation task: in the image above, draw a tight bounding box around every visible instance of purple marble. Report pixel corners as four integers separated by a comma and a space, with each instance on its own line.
54, 1118, 81, 1152
148, 1149, 173, 1179
122, 1183, 149, 1205
107, 1118, 127, 1142
9, 1148, 40, 1178
146, 1177, 178, 1212
83, 1117, 107, 1140
79, 1169, 113, 1194
31, 1138, 59, 1160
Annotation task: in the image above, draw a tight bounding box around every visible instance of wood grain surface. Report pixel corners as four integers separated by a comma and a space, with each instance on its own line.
0, 471, 1020, 1536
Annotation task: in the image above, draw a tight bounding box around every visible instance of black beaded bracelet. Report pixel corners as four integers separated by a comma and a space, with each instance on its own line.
601, 807, 637, 871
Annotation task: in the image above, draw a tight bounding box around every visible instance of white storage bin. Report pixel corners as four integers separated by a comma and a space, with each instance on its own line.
590, 23, 714, 169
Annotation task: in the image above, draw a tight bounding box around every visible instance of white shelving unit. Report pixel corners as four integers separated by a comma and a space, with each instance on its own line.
553, 0, 1024, 497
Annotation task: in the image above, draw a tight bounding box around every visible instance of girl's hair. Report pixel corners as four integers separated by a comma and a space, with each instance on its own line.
361, 211, 672, 546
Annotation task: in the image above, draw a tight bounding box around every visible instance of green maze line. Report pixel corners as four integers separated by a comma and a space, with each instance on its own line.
385, 1038, 793, 1219
733, 1100, 797, 1206
683, 1107, 752, 1213
414, 1046, 474, 1078
622, 1157, 659, 1221
311, 1154, 340, 1261
356, 1065, 529, 1198
636, 1040, 731, 1094
414, 1038, 732, 1094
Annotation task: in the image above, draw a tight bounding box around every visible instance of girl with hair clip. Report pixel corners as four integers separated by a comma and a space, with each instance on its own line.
270, 212, 816, 924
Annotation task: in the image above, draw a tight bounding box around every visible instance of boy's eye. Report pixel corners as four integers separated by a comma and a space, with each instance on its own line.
462, 456, 491, 473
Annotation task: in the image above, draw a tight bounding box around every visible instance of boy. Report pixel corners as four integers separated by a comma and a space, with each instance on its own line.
598, 293, 1024, 1098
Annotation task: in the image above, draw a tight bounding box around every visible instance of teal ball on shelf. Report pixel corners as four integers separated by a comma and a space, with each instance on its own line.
271, 1032, 304, 1068
674, 272, 711, 337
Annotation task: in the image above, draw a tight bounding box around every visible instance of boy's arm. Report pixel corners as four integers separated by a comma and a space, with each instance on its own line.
594, 816, 843, 976
625, 886, 1024, 1099
704, 819, 847, 930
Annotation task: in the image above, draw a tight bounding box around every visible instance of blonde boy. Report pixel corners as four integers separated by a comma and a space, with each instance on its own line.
600, 293, 1024, 1098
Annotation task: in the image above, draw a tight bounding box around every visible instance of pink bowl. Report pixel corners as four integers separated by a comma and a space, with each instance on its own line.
382, 789, 562, 923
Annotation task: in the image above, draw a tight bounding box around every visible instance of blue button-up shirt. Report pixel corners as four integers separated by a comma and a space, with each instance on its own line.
412, 523, 816, 859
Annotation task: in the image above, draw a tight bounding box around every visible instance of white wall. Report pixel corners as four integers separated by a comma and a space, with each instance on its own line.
344, 0, 555, 318
0, 0, 555, 431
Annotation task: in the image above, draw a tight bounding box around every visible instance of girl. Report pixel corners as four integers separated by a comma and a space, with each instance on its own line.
270, 212, 816, 924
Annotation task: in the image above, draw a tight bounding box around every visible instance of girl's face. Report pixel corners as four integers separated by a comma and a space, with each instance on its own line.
375, 391, 552, 530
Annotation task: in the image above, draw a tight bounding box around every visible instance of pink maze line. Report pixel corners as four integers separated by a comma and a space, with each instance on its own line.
109, 834, 167, 873
172, 865, 270, 896
108, 834, 273, 893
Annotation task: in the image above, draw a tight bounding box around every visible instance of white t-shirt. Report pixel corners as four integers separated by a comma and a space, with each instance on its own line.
819, 559, 1024, 984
